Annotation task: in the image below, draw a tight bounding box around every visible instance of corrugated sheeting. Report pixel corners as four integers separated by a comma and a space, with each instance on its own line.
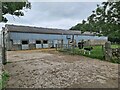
5, 24, 82, 35
10, 32, 108, 44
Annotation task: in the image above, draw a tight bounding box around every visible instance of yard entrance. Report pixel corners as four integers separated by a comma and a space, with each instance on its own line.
4, 49, 118, 88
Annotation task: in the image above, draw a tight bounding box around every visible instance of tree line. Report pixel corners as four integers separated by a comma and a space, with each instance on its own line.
70, 1, 120, 44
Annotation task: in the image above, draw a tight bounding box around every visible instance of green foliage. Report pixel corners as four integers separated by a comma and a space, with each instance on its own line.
111, 44, 120, 49
59, 46, 104, 60
0, 71, 10, 89
59, 45, 120, 64
81, 46, 104, 60
70, 1, 120, 43
6, 61, 12, 64
110, 58, 120, 64
1, 1, 31, 22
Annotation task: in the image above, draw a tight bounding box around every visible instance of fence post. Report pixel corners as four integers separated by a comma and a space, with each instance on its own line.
104, 41, 112, 61
55, 44, 57, 51
2, 31, 7, 65
72, 34, 75, 54
102, 45, 105, 59
61, 39, 63, 49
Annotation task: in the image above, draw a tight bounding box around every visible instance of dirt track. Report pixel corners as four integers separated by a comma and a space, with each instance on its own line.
5, 49, 118, 88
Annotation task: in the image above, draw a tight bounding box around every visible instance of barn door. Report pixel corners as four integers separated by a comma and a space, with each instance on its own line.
22, 40, 29, 50
43, 40, 48, 48
36, 40, 42, 48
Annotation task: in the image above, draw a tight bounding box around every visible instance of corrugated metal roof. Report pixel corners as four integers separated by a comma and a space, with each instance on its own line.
5, 24, 82, 35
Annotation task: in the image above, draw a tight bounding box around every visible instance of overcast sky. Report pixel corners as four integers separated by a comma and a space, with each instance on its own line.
0, 2, 101, 31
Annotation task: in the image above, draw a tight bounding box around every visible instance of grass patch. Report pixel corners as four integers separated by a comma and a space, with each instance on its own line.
0, 71, 10, 89
6, 61, 12, 64
111, 44, 120, 49
59, 46, 104, 60
59, 45, 120, 64
79, 46, 104, 60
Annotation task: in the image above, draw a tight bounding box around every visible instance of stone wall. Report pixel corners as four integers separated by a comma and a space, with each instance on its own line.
104, 41, 120, 61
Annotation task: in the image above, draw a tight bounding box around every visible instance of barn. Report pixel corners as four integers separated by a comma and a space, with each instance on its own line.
1, 24, 108, 51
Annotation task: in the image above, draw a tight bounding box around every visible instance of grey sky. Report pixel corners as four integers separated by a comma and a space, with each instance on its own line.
0, 2, 101, 31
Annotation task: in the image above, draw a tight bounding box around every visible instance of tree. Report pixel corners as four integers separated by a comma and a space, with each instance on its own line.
0, 0, 31, 22
70, 1, 120, 43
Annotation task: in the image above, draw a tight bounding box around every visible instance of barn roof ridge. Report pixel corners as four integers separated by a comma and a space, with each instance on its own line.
4, 24, 93, 36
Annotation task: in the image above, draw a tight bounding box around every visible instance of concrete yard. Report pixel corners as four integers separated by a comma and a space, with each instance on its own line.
4, 49, 118, 88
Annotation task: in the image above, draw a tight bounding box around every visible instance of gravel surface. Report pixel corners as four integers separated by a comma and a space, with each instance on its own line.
5, 49, 118, 88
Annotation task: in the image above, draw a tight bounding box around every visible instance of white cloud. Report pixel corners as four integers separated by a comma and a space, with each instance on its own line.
0, 2, 100, 31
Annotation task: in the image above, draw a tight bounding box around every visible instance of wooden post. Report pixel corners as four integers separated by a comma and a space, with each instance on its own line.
55, 44, 57, 51
68, 40, 69, 49
72, 34, 75, 54
2, 31, 7, 65
102, 45, 105, 59
61, 39, 63, 48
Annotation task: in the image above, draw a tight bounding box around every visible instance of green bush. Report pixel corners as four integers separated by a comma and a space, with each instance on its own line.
110, 58, 120, 64
0, 71, 10, 89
